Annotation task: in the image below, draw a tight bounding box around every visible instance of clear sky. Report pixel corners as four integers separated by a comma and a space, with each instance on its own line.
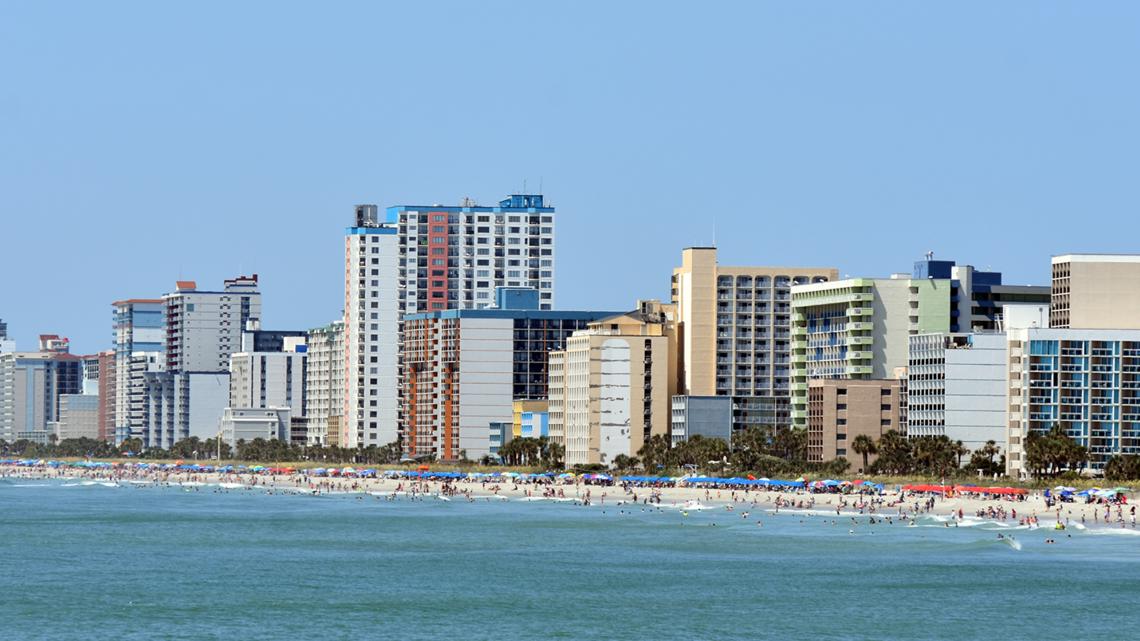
3, 2, 1139, 355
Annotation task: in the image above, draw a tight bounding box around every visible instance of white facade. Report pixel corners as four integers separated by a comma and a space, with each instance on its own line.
221, 407, 291, 447
454, 318, 514, 459
598, 339, 632, 465
164, 276, 261, 372
344, 221, 400, 448
908, 333, 1008, 457
229, 348, 305, 412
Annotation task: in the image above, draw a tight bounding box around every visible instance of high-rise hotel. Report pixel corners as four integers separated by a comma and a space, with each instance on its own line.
671, 247, 837, 431
344, 194, 556, 449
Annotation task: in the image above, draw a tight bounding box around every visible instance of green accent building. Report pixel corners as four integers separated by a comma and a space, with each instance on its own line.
790, 277, 953, 429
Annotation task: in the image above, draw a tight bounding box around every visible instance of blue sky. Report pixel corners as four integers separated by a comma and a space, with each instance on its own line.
2, 2, 1139, 354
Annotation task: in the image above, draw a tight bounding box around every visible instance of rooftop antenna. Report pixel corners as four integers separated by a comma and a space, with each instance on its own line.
523, 179, 527, 194
539, 176, 543, 195
712, 217, 717, 248
925, 250, 934, 261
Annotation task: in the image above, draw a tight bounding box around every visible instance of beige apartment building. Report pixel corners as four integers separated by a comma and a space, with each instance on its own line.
671, 247, 837, 430
1051, 254, 1140, 329
806, 378, 904, 469
548, 301, 678, 467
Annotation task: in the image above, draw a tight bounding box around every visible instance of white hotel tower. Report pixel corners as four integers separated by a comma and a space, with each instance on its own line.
343, 205, 400, 448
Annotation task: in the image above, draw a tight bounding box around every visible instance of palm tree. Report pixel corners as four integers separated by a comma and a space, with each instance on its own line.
954, 440, 969, 469
611, 454, 640, 473
850, 434, 877, 473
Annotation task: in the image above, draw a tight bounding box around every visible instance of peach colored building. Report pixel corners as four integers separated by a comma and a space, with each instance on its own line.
548, 301, 679, 467
806, 378, 904, 470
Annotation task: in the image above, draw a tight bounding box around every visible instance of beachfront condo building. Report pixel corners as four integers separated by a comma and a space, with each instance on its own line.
670, 247, 837, 432
790, 276, 942, 429
806, 378, 904, 470
303, 320, 344, 446
907, 332, 1008, 457
1006, 327, 1140, 477
112, 298, 165, 443
1051, 254, 1140, 329
548, 300, 679, 467
402, 288, 615, 461
0, 337, 82, 443
344, 205, 400, 449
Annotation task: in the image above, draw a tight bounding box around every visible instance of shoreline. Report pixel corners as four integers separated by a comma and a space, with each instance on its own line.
4, 463, 1136, 533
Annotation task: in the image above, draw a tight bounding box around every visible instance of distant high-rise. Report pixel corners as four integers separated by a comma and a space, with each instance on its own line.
163, 276, 261, 371
0, 338, 82, 443
112, 299, 165, 442
134, 276, 261, 449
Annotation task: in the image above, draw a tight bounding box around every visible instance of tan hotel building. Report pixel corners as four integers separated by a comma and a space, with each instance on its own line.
671, 247, 837, 429
1051, 254, 1140, 329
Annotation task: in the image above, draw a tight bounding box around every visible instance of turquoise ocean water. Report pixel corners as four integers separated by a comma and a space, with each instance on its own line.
2, 479, 1138, 641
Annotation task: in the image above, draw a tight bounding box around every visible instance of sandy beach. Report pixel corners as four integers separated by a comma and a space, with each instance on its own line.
4, 463, 1136, 533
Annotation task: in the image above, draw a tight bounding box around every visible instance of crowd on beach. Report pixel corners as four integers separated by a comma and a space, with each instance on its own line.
2, 459, 1136, 536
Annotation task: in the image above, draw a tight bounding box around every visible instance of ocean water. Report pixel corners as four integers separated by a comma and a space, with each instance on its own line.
2, 480, 1139, 641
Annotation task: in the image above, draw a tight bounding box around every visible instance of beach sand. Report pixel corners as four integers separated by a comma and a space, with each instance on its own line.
3, 464, 1135, 532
